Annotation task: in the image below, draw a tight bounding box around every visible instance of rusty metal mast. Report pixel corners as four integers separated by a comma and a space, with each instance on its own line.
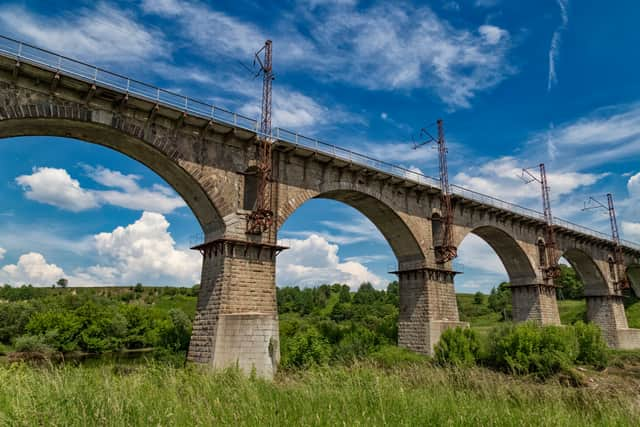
583, 193, 629, 291
247, 40, 274, 235
521, 164, 561, 284
414, 119, 457, 263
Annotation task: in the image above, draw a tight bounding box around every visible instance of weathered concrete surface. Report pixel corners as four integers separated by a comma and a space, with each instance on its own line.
1, 56, 640, 379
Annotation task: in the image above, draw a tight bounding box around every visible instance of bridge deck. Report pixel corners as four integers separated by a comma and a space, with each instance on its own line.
0, 34, 638, 253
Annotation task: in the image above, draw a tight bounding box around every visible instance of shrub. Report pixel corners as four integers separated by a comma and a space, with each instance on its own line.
13, 335, 52, 353
369, 345, 426, 367
281, 328, 331, 368
574, 321, 608, 368
434, 327, 480, 367
489, 323, 578, 377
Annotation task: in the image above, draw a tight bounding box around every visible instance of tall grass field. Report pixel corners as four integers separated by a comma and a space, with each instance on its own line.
0, 361, 638, 426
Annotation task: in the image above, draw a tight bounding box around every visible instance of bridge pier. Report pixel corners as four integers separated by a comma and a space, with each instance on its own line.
510, 284, 560, 324
586, 295, 640, 349
187, 239, 282, 379
397, 267, 467, 355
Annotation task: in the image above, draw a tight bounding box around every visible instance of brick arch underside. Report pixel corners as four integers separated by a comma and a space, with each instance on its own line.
561, 248, 608, 295
0, 117, 223, 235
626, 264, 640, 297
466, 226, 537, 286
281, 188, 424, 262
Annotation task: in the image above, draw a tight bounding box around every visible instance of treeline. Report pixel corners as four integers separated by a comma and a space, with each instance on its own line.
277, 283, 402, 368
0, 285, 198, 361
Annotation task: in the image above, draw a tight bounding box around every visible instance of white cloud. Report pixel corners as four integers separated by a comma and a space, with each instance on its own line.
453, 157, 605, 206
141, 0, 183, 16
238, 87, 361, 130
16, 166, 186, 214
0, 248, 5, 261
622, 222, 640, 242
527, 103, 640, 171
145, 1, 513, 109
0, 3, 170, 66
79, 212, 201, 285
16, 167, 99, 212
478, 25, 507, 45
455, 233, 507, 276
277, 234, 383, 289
1, 252, 65, 286
548, 0, 569, 91
281, 215, 386, 246
628, 172, 640, 198
453, 234, 508, 293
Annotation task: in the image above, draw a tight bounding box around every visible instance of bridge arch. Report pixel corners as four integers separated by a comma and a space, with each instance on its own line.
455, 225, 538, 286
278, 187, 425, 262
0, 108, 224, 236
560, 248, 609, 295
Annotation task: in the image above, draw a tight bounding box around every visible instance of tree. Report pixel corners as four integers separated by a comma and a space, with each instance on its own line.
134, 283, 144, 293
56, 278, 68, 289
473, 291, 484, 305
556, 265, 583, 300
488, 282, 512, 320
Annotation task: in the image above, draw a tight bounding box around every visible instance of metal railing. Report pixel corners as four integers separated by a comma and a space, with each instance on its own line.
0, 34, 638, 252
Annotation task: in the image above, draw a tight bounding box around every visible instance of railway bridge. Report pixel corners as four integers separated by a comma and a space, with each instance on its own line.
0, 36, 639, 378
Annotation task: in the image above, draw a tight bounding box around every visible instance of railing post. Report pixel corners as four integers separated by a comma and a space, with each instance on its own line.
17, 42, 22, 58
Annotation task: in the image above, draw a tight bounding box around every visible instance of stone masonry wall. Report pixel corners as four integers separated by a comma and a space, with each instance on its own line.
187, 242, 279, 378
587, 296, 628, 347
511, 285, 560, 324
398, 269, 466, 355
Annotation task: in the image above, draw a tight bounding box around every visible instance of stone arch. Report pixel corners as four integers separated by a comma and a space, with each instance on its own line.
457, 225, 538, 286
278, 187, 425, 262
0, 109, 224, 236
561, 248, 609, 296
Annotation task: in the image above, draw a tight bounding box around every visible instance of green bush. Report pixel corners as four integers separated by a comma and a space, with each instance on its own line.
13, 335, 52, 353
574, 321, 608, 367
489, 323, 578, 377
369, 345, 426, 367
281, 328, 331, 368
434, 327, 480, 367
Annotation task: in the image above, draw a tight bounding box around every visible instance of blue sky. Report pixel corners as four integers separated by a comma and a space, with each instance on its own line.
1, 0, 639, 292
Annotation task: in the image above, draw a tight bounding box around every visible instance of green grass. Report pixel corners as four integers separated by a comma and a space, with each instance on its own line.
557, 299, 587, 324
0, 363, 637, 426
152, 294, 197, 319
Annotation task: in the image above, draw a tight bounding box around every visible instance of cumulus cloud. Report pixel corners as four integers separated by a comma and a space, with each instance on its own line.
0, 3, 170, 66
16, 166, 186, 214
277, 234, 383, 289
1, 252, 65, 286
80, 212, 201, 285
16, 167, 99, 212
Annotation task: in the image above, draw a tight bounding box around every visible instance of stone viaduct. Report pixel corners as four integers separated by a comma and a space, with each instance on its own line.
0, 38, 639, 379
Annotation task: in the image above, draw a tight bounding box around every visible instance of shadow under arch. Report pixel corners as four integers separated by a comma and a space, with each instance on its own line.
462, 225, 538, 286
561, 248, 609, 296
626, 264, 640, 297
0, 118, 223, 235
311, 189, 424, 262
